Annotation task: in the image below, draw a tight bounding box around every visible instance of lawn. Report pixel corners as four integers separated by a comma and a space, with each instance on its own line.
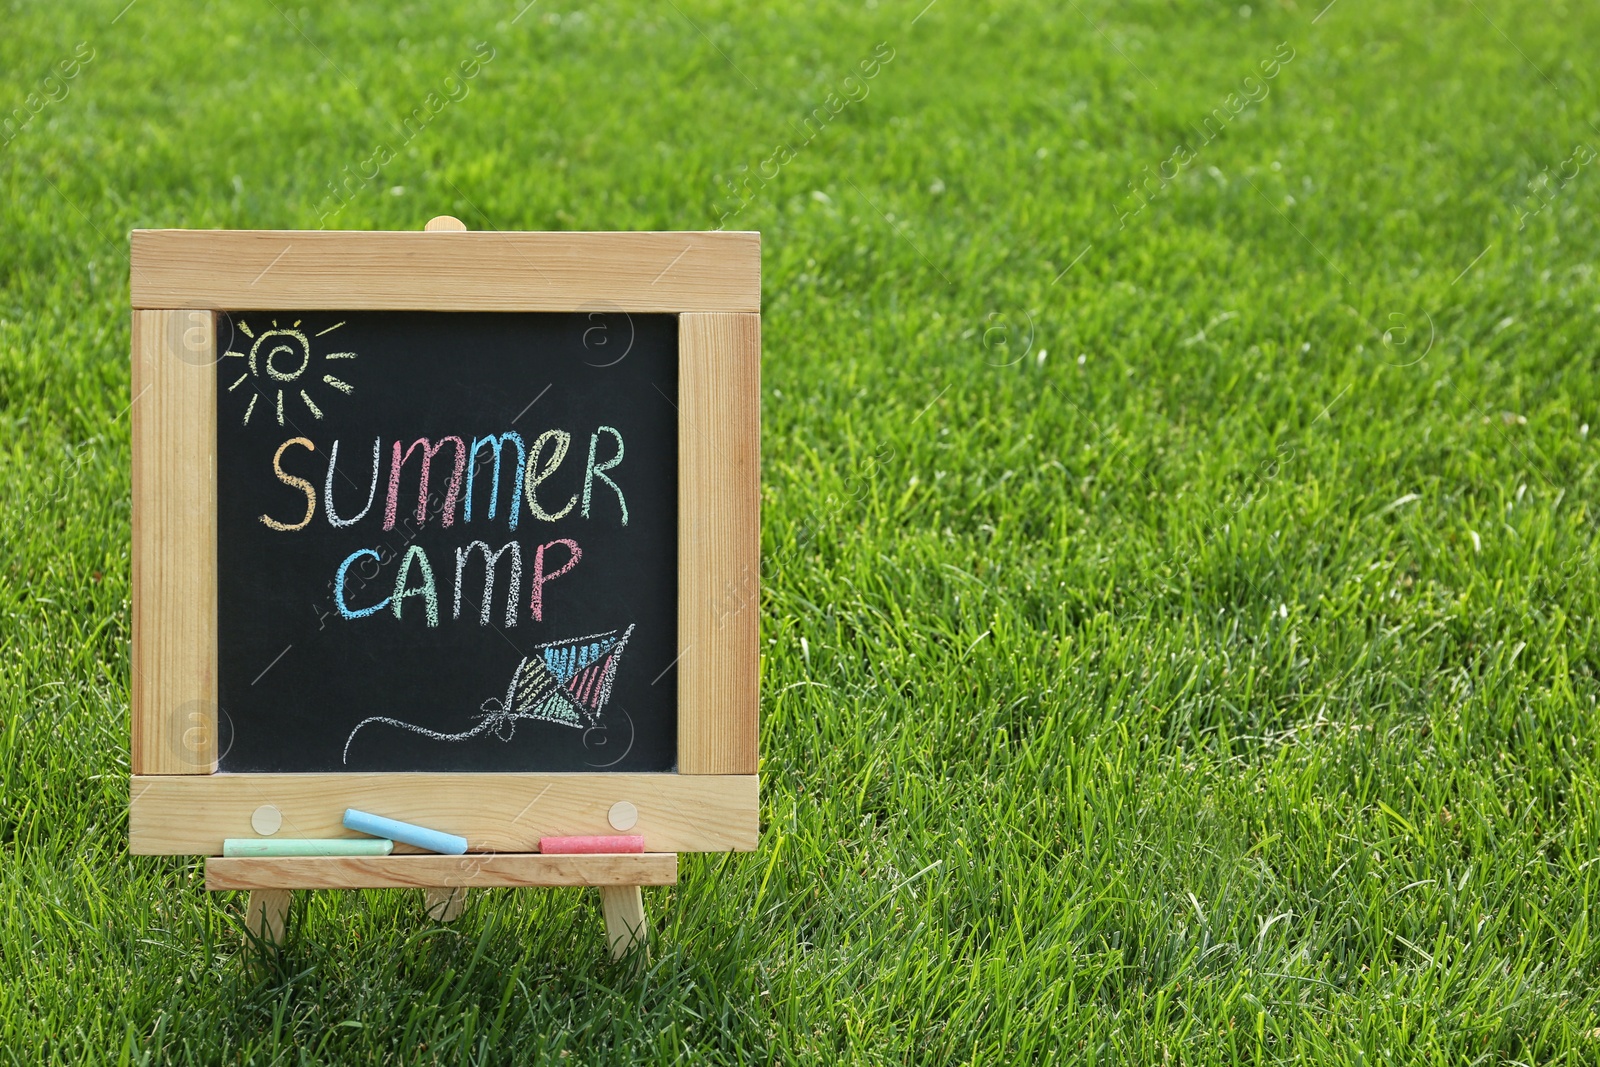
3, 0, 1600, 1062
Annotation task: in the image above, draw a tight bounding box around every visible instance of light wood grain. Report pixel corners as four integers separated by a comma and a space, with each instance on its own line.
130, 310, 217, 774
677, 313, 761, 774
423, 887, 467, 921
130, 230, 760, 312
599, 885, 649, 959
130, 773, 758, 855
245, 888, 290, 947
206, 853, 678, 890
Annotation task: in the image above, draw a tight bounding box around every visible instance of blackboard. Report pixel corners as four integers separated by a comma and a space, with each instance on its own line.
214, 310, 679, 773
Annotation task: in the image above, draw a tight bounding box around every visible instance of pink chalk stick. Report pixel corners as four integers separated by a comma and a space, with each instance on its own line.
539, 835, 645, 854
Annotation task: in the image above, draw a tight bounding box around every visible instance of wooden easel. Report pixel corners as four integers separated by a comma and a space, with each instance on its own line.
219, 851, 674, 959
216, 216, 669, 961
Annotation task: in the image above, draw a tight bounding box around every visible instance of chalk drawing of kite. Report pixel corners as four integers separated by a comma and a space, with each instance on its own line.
225, 317, 357, 427
341, 625, 636, 764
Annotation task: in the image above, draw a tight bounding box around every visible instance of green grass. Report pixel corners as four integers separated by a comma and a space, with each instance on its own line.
4, 0, 1600, 1061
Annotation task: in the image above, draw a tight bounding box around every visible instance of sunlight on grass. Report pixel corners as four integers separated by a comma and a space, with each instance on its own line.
2, 0, 1598, 1062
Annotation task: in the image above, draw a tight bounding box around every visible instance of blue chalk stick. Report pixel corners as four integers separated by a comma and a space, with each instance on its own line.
343, 808, 468, 855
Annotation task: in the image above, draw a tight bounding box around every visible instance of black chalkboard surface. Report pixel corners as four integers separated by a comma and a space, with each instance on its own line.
214, 310, 678, 773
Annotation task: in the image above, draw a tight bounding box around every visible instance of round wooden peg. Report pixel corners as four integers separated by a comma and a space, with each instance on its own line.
608, 801, 639, 831
424, 215, 468, 232
251, 804, 282, 835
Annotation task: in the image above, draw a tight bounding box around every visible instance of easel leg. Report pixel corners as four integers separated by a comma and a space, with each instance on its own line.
598, 885, 647, 960
424, 887, 467, 922
245, 889, 291, 949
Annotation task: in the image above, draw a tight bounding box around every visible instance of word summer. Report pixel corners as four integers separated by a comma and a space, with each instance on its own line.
259, 427, 629, 627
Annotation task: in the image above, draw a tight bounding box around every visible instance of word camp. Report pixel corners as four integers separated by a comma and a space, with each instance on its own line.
257, 427, 629, 627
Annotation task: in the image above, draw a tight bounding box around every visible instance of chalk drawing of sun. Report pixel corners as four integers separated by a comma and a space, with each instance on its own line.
224, 317, 357, 427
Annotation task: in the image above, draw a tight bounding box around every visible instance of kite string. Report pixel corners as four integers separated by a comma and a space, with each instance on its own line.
340, 630, 635, 764
341, 695, 526, 763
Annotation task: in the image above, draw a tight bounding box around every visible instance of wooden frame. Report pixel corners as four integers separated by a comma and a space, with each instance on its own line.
130, 230, 759, 312
131, 773, 757, 854
129, 229, 760, 861
206, 853, 679, 891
